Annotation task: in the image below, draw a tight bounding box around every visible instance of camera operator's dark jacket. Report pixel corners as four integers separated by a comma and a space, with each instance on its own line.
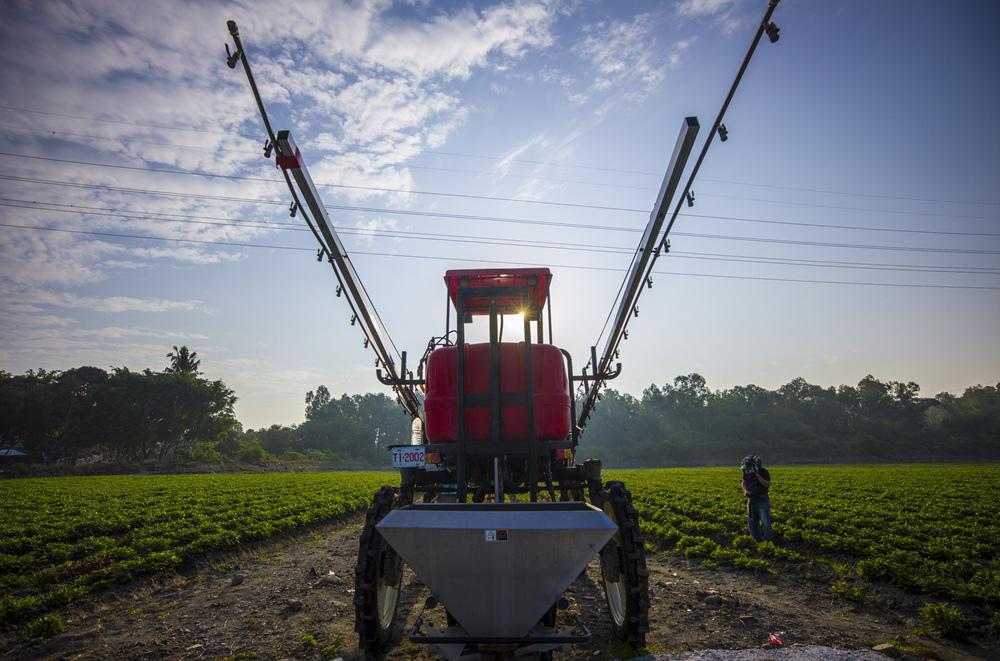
743, 467, 770, 501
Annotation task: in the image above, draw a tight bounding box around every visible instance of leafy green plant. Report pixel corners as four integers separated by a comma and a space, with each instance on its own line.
676, 535, 717, 558
733, 556, 769, 572
601, 636, 649, 660
703, 548, 743, 568
830, 580, 865, 603
224, 653, 257, 661
28, 614, 65, 638
754, 541, 801, 561
322, 635, 344, 659
301, 634, 318, 648
912, 602, 973, 641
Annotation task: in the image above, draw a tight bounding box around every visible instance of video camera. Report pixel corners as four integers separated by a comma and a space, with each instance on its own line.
741, 454, 760, 475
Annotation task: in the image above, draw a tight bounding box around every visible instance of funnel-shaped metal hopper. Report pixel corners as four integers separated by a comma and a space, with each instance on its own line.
377, 502, 615, 638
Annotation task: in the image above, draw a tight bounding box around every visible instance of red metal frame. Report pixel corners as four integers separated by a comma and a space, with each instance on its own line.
444, 268, 551, 316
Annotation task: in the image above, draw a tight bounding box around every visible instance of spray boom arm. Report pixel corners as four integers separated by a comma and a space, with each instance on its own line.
225, 21, 422, 420
575, 0, 781, 432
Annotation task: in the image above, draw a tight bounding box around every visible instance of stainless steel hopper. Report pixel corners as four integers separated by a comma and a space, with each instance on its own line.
376, 501, 616, 639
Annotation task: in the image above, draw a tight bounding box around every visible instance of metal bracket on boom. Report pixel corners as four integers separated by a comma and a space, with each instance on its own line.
573, 345, 622, 403
376, 351, 425, 388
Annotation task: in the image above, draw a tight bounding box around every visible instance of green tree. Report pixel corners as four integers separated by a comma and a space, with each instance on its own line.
938, 384, 1000, 453
251, 424, 297, 456
149, 371, 237, 461
2, 367, 109, 465
99, 367, 237, 462
166, 345, 200, 375
298, 388, 408, 464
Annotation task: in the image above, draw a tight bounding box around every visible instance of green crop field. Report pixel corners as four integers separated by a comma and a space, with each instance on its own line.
2, 464, 997, 629
609, 464, 1000, 607
0, 471, 397, 624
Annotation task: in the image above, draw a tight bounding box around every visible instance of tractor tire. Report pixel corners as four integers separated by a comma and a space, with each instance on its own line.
597, 481, 650, 649
354, 486, 403, 657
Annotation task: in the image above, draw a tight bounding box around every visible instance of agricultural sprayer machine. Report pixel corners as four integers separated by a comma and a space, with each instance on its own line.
225, 2, 781, 658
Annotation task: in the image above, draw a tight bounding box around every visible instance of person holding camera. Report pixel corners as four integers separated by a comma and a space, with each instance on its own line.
741, 454, 773, 542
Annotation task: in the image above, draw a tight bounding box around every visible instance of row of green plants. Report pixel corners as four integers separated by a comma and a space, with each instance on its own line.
0, 471, 397, 624
609, 464, 1000, 639
5, 465, 997, 639
613, 465, 1000, 606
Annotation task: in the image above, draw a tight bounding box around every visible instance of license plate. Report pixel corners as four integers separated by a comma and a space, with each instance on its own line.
391, 446, 425, 467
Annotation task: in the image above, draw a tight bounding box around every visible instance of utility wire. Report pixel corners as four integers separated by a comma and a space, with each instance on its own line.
3, 222, 996, 290
3, 193, 998, 241
3, 104, 997, 209
0, 104, 235, 135
0, 121, 254, 154
6, 201, 997, 275
0, 153, 651, 214
3, 199, 997, 257
0, 195, 1000, 255
3, 150, 999, 221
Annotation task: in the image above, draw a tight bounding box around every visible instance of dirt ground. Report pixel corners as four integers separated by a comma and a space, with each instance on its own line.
2, 514, 997, 661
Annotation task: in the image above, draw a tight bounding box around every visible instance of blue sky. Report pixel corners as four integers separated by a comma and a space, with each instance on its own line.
1, 0, 997, 432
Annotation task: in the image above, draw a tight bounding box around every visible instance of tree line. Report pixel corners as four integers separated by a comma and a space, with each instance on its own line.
243, 385, 410, 465
581, 373, 1000, 467
0, 347, 239, 465
0, 346, 411, 467
2, 348, 997, 467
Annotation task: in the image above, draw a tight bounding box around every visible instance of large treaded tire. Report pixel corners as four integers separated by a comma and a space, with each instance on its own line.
354, 486, 403, 657
598, 480, 650, 649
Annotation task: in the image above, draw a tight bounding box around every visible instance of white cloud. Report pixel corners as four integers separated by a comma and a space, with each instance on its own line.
674, 0, 746, 34
674, 0, 739, 18
25, 290, 209, 314
346, 214, 400, 247
572, 14, 669, 101
365, 2, 555, 80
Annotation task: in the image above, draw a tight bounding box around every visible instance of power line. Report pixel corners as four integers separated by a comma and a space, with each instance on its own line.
4, 151, 1000, 222
4, 104, 999, 209
16, 193, 994, 245
0, 222, 314, 253
5, 153, 1000, 245
0, 152, 651, 214
0, 197, 298, 226
0, 104, 234, 136
670, 251, 1000, 275
679, 212, 1000, 238
6, 200, 996, 275
698, 178, 1000, 209
671, 232, 1000, 255
699, 193, 999, 222
4, 196, 997, 257
3, 222, 998, 289
8, 195, 998, 242
0, 121, 253, 154
0, 173, 285, 205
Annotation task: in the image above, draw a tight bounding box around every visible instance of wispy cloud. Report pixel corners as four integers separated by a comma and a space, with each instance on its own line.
25, 290, 209, 314
364, 2, 555, 80
675, 0, 741, 17
572, 13, 673, 103
674, 0, 747, 34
